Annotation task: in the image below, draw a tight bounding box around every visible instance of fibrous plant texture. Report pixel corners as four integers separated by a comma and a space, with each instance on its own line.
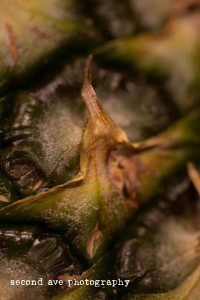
0, 1, 200, 299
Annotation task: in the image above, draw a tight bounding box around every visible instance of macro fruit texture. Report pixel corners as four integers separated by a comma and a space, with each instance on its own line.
0, 1, 200, 299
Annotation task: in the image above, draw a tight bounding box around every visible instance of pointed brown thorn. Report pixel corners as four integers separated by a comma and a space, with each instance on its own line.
81, 56, 129, 153
187, 162, 200, 196
83, 54, 93, 85
81, 55, 115, 127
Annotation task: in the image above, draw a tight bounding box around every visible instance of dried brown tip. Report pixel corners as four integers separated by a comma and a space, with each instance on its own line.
81, 56, 129, 148
83, 54, 93, 85
187, 162, 200, 196
81, 55, 106, 120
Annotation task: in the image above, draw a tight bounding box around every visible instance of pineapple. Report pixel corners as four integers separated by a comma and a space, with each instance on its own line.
0, 1, 200, 299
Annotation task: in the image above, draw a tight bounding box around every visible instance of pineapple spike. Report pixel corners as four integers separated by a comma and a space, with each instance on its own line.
81, 54, 105, 119
80, 56, 129, 176
83, 54, 92, 85
81, 55, 129, 143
